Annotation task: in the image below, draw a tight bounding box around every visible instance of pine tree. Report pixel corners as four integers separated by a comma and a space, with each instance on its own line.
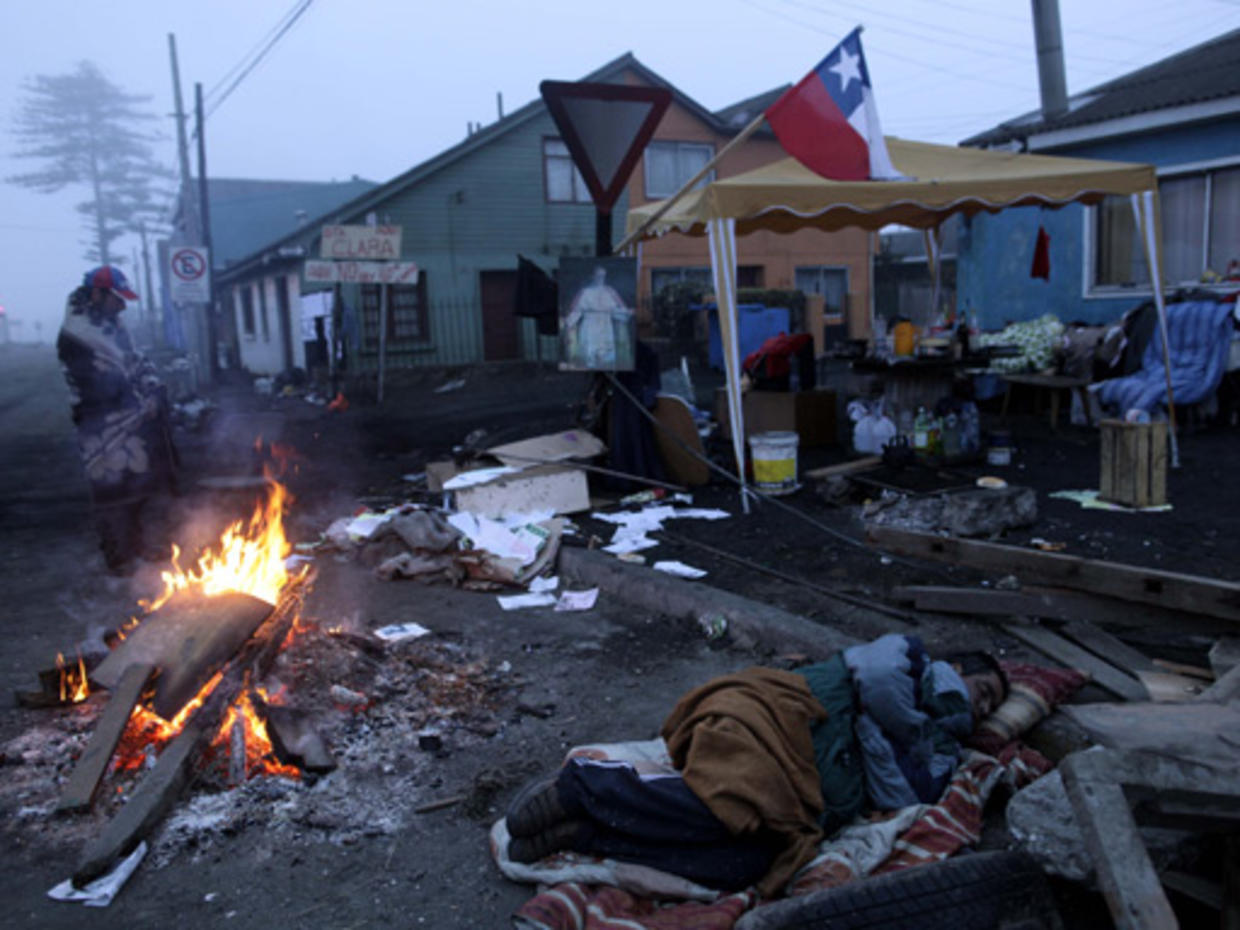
7, 60, 171, 266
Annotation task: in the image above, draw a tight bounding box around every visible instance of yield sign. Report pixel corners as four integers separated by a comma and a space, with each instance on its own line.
539, 81, 672, 213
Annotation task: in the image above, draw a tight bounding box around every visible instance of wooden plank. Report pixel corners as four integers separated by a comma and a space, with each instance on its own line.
1150, 658, 1213, 680
868, 525, 1240, 623
1060, 621, 1158, 674
1002, 621, 1149, 701
57, 663, 155, 814
92, 591, 273, 720
1196, 662, 1240, 704
1150, 421, 1168, 507
1135, 669, 1205, 702
1099, 423, 1117, 502
1060, 757, 1178, 930
651, 395, 711, 487
892, 583, 1230, 631
804, 455, 881, 481
73, 574, 310, 887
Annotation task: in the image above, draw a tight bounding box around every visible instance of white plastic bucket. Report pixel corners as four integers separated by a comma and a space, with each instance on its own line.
749, 430, 799, 495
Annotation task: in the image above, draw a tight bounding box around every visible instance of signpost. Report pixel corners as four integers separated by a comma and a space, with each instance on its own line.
306, 226, 410, 403
168, 246, 210, 304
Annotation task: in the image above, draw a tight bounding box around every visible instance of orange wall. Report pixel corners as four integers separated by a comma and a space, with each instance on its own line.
621, 70, 871, 330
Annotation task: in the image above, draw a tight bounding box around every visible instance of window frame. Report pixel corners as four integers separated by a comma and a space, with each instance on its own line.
643, 140, 716, 200
542, 137, 592, 205
360, 273, 431, 349
1086, 155, 1240, 297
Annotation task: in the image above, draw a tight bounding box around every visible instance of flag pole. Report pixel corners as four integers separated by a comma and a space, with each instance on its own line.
615, 110, 767, 254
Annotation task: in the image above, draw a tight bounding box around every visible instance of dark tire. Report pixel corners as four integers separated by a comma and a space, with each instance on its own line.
736, 850, 1061, 930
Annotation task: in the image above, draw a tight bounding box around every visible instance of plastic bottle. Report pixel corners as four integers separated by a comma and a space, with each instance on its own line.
912, 407, 930, 454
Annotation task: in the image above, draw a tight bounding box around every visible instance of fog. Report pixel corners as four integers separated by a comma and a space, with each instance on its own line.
2, 0, 1236, 344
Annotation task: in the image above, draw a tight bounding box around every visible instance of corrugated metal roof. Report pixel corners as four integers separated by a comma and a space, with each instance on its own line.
963, 27, 1240, 147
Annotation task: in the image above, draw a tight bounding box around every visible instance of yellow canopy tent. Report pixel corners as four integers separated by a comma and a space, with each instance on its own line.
624, 137, 1173, 504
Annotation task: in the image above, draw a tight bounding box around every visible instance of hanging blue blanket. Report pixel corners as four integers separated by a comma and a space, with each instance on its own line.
1095, 298, 1235, 414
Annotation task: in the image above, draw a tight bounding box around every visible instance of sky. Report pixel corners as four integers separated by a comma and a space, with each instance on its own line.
2, 0, 1238, 342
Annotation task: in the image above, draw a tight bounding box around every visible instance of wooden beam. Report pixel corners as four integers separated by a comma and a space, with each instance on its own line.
869, 525, 1240, 623
1002, 621, 1149, 701
1061, 752, 1182, 930
804, 455, 882, 481
73, 574, 311, 887
1060, 621, 1158, 675
57, 663, 155, 814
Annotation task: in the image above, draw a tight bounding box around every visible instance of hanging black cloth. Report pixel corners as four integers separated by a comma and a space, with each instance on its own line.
514, 255, 560, 335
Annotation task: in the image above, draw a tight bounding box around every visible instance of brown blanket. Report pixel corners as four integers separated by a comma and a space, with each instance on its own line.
660, 667, 828, 898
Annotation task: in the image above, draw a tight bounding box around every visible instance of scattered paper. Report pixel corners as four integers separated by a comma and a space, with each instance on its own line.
497, 592, 557, 610
653, 560, 708, 579
1049, 490, 1172, 513
434, 378, 467, 394
603, 535, 659, 555
528, 575, 559, 593
374, 622, 431, 642
555, 588, 599, 612
443, 466, 521, 490
670, 508, 730, 521
48, 842, 147, 907
448, 512, 545, 565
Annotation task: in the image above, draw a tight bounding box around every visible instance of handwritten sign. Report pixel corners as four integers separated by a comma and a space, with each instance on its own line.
320, 225, 402, 260
303, 260, 420, 285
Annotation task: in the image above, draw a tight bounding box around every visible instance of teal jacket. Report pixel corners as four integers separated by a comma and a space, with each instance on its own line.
797, 634, 972, 836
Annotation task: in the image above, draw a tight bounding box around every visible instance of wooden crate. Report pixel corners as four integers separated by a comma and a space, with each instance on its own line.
1099, 419, 1168, 508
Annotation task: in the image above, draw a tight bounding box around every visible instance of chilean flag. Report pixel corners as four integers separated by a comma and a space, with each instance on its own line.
765, 28, 902, 181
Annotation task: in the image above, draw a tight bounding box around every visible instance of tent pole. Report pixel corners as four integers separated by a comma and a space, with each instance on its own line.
708, 217, 750, 514
1132, 190, 1180, 468
616, 111, 766, 254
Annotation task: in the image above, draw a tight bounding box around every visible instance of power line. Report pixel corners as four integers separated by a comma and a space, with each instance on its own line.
204, 0, 315, 120
204, 0, 311, 105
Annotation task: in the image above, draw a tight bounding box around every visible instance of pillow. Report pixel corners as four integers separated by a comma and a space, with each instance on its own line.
965, 661, 1089, 756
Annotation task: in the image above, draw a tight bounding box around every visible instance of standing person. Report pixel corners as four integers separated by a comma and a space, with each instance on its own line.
57, 266, 178, 574
504, 634, 1007, 896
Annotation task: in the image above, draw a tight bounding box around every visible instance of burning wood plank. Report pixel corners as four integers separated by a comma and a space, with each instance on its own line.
92, 591, 273, 720
73, 571, 312, 888
255, 697, 335, 775
57, 663, 155, 815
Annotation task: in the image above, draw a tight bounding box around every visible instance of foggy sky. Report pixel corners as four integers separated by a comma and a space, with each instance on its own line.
2, 0, 1237, 343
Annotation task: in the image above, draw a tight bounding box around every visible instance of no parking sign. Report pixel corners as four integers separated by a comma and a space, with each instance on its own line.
169, 246, 210, 302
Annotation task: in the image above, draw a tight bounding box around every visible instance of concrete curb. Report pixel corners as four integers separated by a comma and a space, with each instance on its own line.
559, 546, 859, 659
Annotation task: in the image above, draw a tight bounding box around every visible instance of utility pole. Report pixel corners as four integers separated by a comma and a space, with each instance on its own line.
139, 221, 160, 347
195, 82, 219, 381
168, 34, 197, 241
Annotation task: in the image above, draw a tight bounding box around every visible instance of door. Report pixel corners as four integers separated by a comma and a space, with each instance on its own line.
480, 270, 520, 361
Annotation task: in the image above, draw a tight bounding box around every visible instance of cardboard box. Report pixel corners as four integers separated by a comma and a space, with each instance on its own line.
452, 464, 590, 518
715, 388, 838, 446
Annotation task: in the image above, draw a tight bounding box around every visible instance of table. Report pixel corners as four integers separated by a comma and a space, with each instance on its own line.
1000, 373, 1093, 430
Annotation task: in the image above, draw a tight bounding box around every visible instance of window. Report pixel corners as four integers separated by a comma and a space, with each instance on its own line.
257, 282, 270, 341
238, 286, 255, 336
543, 138, 591, 204
644, 141, 714, 199
795, 267, 849, 312
651, 266, 712, 294
737, 265, 764, 289
1094, 163, 1240, 289
361, 273, 431, 347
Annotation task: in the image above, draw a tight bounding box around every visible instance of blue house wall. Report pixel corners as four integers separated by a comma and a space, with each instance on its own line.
958, 115, 1240, 330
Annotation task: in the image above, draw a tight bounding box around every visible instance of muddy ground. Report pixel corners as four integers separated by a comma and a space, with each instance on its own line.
1, 341, 1236, 929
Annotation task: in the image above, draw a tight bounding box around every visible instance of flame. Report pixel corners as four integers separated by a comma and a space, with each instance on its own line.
107, 476, 307, 781
215, 686, 300, 780
149, 477, 293, 611
56, 652, 90, 703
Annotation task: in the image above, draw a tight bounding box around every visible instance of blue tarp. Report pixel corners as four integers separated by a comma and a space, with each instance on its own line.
699, 303, 790, 371
1096, 298, 1235, 413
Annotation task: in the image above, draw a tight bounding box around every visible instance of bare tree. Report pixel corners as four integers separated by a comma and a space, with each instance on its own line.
8, 60, 171, 266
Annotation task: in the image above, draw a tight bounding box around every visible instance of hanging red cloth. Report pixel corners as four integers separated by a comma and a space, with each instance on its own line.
1031, 226, 1051, 280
